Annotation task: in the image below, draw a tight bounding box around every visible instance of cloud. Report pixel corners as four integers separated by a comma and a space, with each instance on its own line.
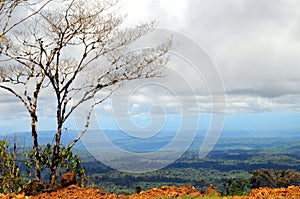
1, 0, 300, 133
96, 0, 300, 123
225, 94, 300, 114
127, 0, 300, 110
181, 0, 300, 97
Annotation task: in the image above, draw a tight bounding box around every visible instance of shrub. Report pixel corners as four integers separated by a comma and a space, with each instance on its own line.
23, 144, 85, 186
0, 139, 27, 193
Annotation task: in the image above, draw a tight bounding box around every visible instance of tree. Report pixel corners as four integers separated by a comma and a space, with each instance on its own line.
0, 0, 170, 185
250, 169, 300, 188
223, 178, 251, 196
0, 0, 54, 181
199, 179, 205, 193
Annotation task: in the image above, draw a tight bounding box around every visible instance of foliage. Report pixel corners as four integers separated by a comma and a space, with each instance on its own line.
199, 179, 205, 193
250, 168, 300, 188
223, 178, 251, 196
0, 139, 27, 194
135, 186, 142, 194
23, 144, 85, 186
79, 136, 300, 194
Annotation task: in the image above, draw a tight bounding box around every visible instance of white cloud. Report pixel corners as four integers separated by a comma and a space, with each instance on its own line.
1, 0, 300, 133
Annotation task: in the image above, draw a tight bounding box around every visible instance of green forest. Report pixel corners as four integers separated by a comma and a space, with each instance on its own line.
81, 136, 300, 195
1, 135, 300, 196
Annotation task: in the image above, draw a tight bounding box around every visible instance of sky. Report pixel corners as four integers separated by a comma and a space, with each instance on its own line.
1, 0, 300, 135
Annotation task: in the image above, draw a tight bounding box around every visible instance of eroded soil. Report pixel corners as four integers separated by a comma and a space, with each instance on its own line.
1, 184, 300, 199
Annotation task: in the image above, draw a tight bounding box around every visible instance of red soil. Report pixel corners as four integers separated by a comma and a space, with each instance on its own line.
1, 184, 300, 199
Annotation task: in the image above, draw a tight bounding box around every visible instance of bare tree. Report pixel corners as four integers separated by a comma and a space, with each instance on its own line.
1, 0, 170, 185
0, 0, 54, 181
0, 64, 46, 181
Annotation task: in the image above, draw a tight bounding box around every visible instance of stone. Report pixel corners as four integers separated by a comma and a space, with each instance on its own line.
61, 172, 77, 187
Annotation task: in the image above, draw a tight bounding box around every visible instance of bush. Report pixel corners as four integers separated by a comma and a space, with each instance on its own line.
23, 144, 85, 186
0, 139, 27, 193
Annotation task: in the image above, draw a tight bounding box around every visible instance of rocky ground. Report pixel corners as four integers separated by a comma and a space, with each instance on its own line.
1, 184, 300, 199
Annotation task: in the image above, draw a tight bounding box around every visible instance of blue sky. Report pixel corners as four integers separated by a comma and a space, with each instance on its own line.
1, 0, 300, 137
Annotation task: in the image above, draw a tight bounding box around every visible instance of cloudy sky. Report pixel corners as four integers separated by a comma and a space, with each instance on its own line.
122, 0, 300, 100
1, 0, 300, 135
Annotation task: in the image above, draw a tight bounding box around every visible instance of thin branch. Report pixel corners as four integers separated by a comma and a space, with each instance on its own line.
67, 89, 115, 151
0, 84, 31, 112
3, 0, 53, 35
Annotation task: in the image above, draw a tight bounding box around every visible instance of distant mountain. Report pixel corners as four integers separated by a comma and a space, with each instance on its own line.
1, 126, 300, 155
0, 130, 86, 149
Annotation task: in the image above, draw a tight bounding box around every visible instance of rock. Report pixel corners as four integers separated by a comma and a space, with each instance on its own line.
61, 172, 77, 187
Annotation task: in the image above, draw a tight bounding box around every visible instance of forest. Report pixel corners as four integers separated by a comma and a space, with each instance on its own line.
1, 133, 300, 196
77, 136, 300, 195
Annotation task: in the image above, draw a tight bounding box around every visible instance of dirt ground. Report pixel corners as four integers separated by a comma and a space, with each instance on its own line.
1, 184, 300, 199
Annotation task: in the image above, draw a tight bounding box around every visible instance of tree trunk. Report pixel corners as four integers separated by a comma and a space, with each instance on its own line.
31, 111, 41, 181
49, 105, 63, 185
49, 165, 56, 185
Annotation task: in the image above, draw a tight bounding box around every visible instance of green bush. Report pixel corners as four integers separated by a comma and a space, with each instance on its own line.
23, 144, 85, 185
223, 178, 251, 196
0, 139, 27, 193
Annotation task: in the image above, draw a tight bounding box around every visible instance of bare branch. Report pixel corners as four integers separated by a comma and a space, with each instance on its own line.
2, 0, 53, 35
0, 84, 31, 112
67, 88, 116, 151
0, 0, 171, 184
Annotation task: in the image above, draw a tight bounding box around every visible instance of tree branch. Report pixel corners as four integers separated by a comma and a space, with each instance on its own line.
0, 84, 31, 112
3, 0, 53, 35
